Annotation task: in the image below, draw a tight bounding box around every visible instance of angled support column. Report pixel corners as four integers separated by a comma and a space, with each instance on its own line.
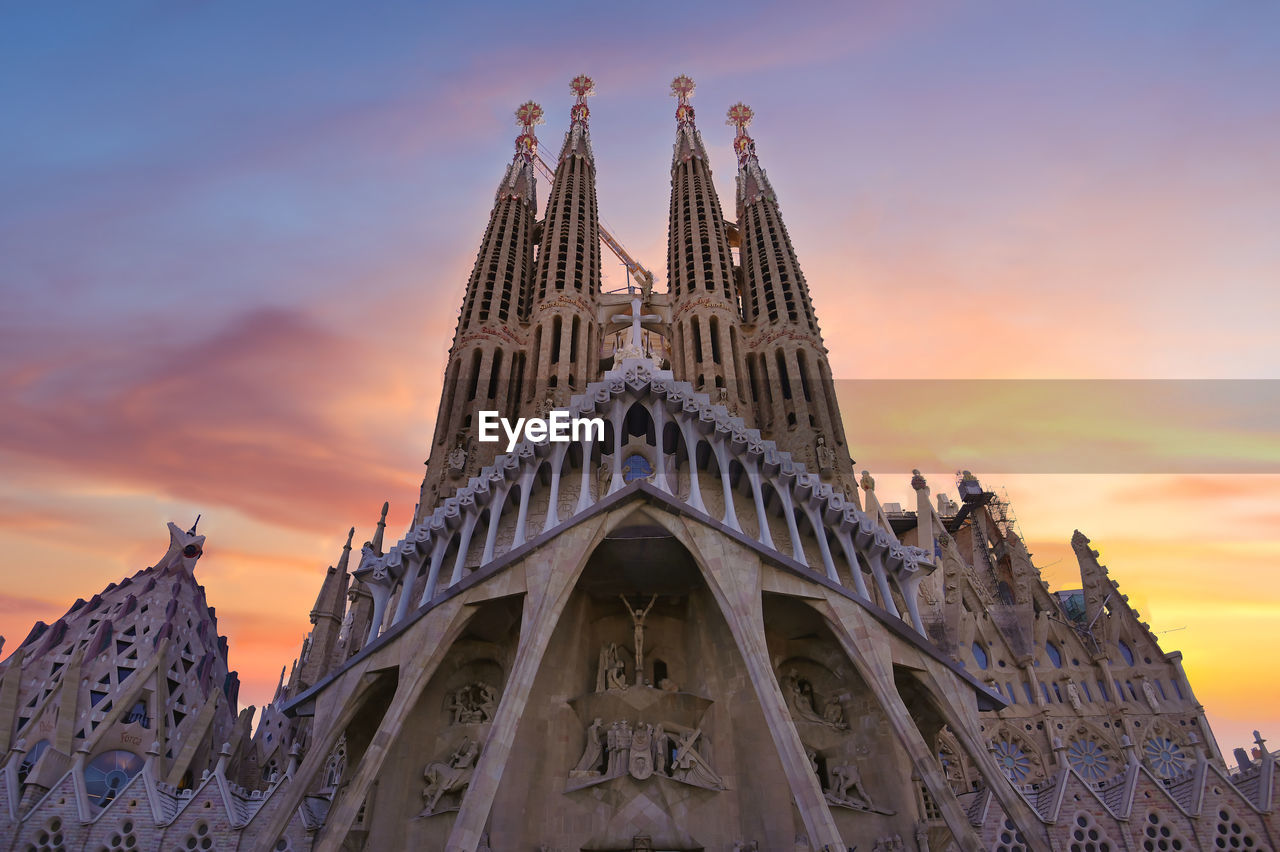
446, 515, 612, 851
307, 597, 473, 852
687, 532, 844, 850
911, 668, 1053, 851
817, 598, 983, 852
249, 641, 449, 852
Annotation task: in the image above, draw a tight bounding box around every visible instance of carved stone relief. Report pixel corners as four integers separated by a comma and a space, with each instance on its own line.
420, 737, 479, 815
446, 681, 499, 725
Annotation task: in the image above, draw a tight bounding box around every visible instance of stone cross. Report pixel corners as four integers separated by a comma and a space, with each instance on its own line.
611, 296, 661, 350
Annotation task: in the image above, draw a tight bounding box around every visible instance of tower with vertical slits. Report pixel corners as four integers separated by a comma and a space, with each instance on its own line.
665, 75, 749, 411
418, 101, 543, 517
525, 75, 603, 412
731, 102, 854, 489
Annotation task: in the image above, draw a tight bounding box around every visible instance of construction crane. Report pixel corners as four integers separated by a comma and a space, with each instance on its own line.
533, 153, 655, 299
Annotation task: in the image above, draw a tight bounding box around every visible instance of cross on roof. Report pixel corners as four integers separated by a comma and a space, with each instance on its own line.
726, 102, 754, 136
611, 295, 661, 349
515, 101, 545, 133
570, 74, 596, 101
671, 74, 696, 105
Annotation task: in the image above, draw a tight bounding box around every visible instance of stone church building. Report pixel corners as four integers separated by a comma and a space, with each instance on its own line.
0, 77, 1276, 851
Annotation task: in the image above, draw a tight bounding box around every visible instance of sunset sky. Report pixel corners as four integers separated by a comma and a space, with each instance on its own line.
2, 3, 1278, 755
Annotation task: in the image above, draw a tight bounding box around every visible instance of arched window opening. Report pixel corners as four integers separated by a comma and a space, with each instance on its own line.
487, 349, 503, 400
465, 349, 482, 401
776, 350, 792, 400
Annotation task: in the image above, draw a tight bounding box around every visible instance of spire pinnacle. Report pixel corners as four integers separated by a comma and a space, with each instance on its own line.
569, 74, 595, 128
513, 100, 544, 164
726, 102, 757, 166
671, 74, 696, 126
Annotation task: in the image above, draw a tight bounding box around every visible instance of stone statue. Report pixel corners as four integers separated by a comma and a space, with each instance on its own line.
620, 594, 657, 685
781, 670, 825, 724
822, 695, 848, 730
447, 437, 467, 475
421, 738, 479, 814
669, 727, 723, 789
827, 761, 872, 808
860, 470, 876, 492
815, 435, 835, 474
652, 724, 670, 776
570, 718, 605, 776
629, 724, 655, 779
477, 683, 497, 719
448, 682, 498, 725
1142, 678, 1160, 710
597, 643, 627, 691
1065, 679, 1084, 712
605, 720, 633, 776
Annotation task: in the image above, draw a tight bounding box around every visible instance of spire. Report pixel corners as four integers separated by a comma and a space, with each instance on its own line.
495, 100, 543, 206
421, 102, 544, 518
728, 103, 853, 489
665, 76, 745, 404
371, 502, 389, 555
527, 75, 603, 408
1071, 530, 1113, 647
729, 102, 812, 327
727, 102, 775, 206
670, 73, 709, 163
534, 75, 602, 302
557, 73, 596, 163
299, 526, 355, 688
335, 526, 355, 574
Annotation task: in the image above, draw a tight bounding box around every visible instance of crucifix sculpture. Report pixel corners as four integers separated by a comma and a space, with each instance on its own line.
620, 594, 657, 685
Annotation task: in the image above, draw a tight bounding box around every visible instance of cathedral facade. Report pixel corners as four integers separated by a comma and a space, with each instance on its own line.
0, 77, 1276, 852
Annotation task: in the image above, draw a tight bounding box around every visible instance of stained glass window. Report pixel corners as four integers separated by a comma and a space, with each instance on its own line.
84, 749, 144, 808
993, 738, 1031, 781
1066, 739, 1111, 781
1143, 737, 1187, 778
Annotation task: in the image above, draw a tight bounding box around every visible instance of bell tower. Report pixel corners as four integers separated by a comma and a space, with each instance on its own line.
418, 101, 542, 517
664, 75, 749, 412
525, 75, 603, 413
729, 103, 853, 486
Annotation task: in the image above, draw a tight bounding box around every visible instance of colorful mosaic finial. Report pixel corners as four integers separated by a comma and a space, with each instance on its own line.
671, 74, 696, 104
515, 101, 545, 133
570, 74, 595, 99
514, 101, 544, 162
569, 74, 595, 127
727, 102, 756, 165
671, 74, 696, 126
726, 102, 754, 134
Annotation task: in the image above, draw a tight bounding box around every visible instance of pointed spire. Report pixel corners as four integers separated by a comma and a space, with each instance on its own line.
371, 502, 389, 556
1072, 530, 1113, 644
532, 75, 602, 305
497, 101, 543, 205
336, 526, 355, 574
670, 73, 709, 163
727, 102, 775, 205
558, 73, 596, 162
